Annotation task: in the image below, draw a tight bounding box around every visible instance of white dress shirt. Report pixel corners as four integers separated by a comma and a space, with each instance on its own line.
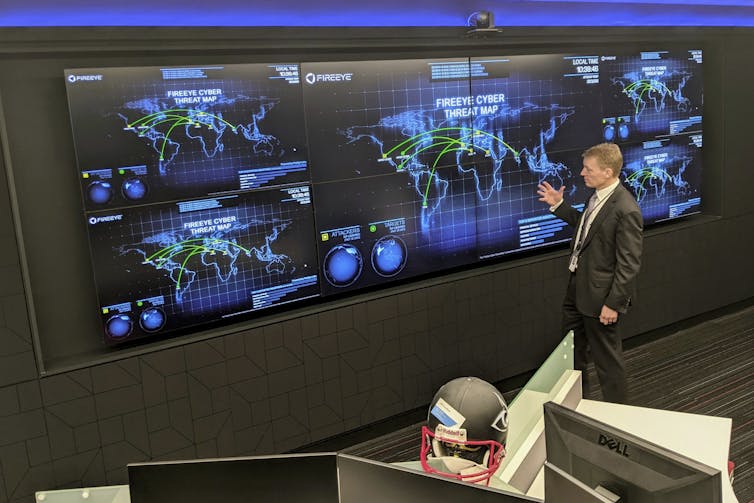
551, 178, 621, 245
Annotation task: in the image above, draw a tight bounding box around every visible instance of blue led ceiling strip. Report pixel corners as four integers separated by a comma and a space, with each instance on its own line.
1, 0, 754, 26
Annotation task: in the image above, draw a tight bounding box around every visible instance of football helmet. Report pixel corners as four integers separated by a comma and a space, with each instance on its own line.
420, 376, 508, 485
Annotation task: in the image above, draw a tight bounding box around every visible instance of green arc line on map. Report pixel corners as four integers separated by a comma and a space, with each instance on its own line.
126, 109, 238, 161
626, 167, 672, 202
145, 238, 250, 290
623, 80, 673, 115
382, 127, 519, 208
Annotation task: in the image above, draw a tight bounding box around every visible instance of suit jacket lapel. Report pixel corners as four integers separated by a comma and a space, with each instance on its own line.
580, 184, 622, 250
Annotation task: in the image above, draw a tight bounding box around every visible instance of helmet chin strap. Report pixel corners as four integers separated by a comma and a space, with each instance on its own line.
430, 456, 482, 473
432, 437, 487, 466
429, 457, 493, 485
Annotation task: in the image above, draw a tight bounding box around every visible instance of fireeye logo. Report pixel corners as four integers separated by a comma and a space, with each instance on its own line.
89, 214, 123, 225
68, 74, 104, 83
598, 434, 630, 457
305, 72, 354, 85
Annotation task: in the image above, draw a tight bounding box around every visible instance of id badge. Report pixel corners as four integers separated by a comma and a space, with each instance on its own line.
568, 254, 579, 272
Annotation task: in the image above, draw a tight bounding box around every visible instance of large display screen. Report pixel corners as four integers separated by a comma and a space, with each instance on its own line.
87, 188, 319, 343
65, 63, 309, 208
65, 47, 703, 345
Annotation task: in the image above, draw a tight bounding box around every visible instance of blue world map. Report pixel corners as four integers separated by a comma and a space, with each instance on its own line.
118, 95, 281, 175
119, 218, 293, 304
340, 105, 576, 231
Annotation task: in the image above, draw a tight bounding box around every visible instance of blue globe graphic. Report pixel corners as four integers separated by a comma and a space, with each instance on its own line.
122, 177, 148, 201
139, 307, 166, 332
371, 236, 407, 277
618, 123, 630, 140
324, 244, 363, 287
106, 314, 133, 339
87, 181, 113, 204
602, 125, 615, 142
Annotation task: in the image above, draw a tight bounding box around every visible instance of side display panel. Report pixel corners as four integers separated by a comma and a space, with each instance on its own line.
602, 48, 704, 224
88, 188, 319, 344
65, 64, 309, 208
621, 134, 703, 224
600, 49, 703, 144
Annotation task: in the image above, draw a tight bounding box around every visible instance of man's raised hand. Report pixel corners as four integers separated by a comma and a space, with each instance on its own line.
536, 181, 565, 206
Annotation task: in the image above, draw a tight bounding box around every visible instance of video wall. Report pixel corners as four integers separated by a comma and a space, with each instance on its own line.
64, 48, 703, 344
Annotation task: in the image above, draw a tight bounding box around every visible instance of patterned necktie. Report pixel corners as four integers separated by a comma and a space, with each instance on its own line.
568, 192, 598, 272
577, 192, 599, 249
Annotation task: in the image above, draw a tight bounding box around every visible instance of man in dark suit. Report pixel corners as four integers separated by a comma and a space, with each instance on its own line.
537, 143, 642, 403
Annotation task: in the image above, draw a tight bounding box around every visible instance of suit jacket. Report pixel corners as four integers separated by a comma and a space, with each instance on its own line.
554, 183, 643, 317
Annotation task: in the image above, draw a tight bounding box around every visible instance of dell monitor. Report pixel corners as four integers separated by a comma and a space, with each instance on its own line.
543, 401, 722, 502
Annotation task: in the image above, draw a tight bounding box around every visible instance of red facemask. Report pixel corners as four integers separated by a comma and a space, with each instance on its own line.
420, 425, 506, 486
